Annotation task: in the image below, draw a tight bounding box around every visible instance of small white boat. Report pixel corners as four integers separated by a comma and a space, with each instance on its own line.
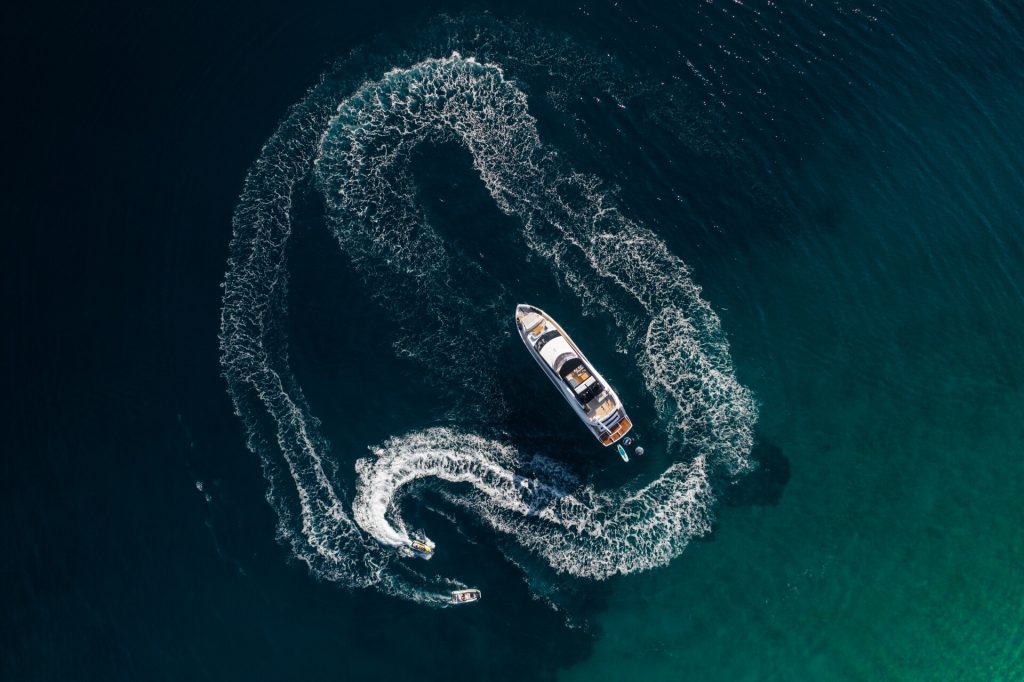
450, 589, 482, 605
515, 304, 633, 447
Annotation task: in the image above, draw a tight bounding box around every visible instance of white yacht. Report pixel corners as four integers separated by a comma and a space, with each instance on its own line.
515, 304, 633, 447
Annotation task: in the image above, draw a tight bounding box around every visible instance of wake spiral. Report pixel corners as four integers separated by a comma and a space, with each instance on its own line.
221, 47, 756, 605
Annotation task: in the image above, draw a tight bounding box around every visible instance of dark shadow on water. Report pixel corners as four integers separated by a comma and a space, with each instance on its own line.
723, 436, 791, 508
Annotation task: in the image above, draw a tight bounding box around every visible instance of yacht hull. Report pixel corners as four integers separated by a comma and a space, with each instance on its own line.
515, 305, 633, 447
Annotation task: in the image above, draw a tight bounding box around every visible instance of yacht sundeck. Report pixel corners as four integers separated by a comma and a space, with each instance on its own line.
450, 589, 482, 605
515, 304, 633, 447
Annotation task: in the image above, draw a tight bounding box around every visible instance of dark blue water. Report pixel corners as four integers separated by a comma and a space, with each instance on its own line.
6, 1, 1024, 680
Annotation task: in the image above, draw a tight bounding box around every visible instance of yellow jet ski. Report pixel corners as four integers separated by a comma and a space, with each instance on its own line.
408, 539, 435, 559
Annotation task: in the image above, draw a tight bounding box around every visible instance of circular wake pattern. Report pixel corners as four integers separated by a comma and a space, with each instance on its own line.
221, 48, 756, 604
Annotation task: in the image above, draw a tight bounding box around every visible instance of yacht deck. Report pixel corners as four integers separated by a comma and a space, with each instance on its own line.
599, 416, 633, 446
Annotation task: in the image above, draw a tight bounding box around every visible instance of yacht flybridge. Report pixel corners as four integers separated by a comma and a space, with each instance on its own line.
515, 305, 633, 447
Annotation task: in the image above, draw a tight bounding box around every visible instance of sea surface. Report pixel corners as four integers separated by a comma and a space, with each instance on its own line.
5, 1, 1024, 680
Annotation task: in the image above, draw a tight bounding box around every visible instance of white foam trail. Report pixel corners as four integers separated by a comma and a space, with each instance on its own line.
221, 49, 757, 603
355, 428, 714, 578
219, 64, 462, 606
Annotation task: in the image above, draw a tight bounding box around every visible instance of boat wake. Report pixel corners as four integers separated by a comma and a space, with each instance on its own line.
221, 31, 756, 606
355, 428, 715, 578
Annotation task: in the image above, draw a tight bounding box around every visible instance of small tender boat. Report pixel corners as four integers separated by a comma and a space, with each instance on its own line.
451, 589, 482, 605
408, 539, 435, 559
515, 304, 633, 447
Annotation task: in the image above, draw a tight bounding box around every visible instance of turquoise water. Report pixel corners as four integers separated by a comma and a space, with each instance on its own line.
568, 79, 1024, 679
6, 1, 1024, 679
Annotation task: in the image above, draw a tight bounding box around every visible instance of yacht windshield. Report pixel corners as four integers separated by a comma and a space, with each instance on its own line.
534, 330, 560, 352
558, 357, 584, 379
